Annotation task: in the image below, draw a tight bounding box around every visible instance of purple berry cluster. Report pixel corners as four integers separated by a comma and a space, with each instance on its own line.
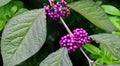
44, 0, 70, 20
59, 28, 91, 53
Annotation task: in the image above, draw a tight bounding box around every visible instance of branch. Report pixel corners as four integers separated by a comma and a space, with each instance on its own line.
60, 17, 73, 35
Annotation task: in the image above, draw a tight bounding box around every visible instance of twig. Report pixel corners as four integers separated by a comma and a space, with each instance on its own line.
48, 0, 54, 6
80, 47, 94, 66
60, 17, 73, 35
93, 62, 104, 66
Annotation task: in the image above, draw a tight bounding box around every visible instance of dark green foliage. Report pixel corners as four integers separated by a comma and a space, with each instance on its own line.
1, 0, 120, 66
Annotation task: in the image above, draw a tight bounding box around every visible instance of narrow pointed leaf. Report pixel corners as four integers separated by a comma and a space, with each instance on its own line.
102, 5, 120, 16
39, 47, 73, 66
90, 33, 120, 59
69, 0, 117, 32
83, 44, 100, 55
109, 16, 120, 30
1, 9, 46, 66
104, 64, 120, 66
0, 0, 11, 7
0, 21, 6, 31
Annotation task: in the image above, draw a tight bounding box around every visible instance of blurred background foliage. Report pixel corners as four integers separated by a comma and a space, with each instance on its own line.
0, 0, 120, 66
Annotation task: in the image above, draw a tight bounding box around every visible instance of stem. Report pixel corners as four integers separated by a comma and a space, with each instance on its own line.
60, 17, 73, 35
48, 0, 54, 6
80, 47, 94, 66
48, 0, 52, 5
93, 62, 104, 66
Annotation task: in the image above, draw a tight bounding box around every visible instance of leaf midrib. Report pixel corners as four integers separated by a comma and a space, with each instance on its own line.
8, 10, 42, 64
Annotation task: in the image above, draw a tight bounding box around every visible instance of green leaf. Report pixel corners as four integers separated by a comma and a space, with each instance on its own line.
0, 0, 11, 7
15, 8, 28, 16
83, 44, 100, 55
95, 1, 102, 6
112, 31, 120, 36
0, 20, 6, 31
109, 16, 120, 30
1, 9, 47, 66
0, 3, 12, 19
99, 45, 120, 64
39, 47, 73, 66
102, 5, 120, 16
11, 5, 18, 14
90, 33, 120, 59
13, 1, 24, 8
104, 64, 120, 66
69, 0, 117, 32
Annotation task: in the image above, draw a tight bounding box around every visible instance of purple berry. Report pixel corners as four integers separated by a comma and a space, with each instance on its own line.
73, 28, 91, 46
56, 2, 60, 6
44, 0, 70, 20
59, 28, 91, 53
50, 0, 54, 3
62, 0, 67, 5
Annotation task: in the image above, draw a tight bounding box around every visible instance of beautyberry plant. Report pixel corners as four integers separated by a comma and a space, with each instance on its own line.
1, 0, 120, 66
